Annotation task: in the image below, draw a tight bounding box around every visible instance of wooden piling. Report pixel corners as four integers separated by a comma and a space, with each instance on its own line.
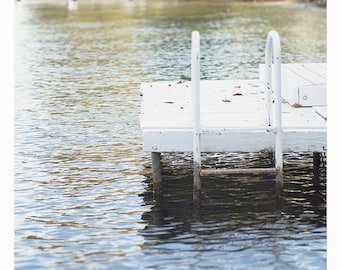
313, 152, 321, 176
313, 152, 321, 187
151, 152, 162, 184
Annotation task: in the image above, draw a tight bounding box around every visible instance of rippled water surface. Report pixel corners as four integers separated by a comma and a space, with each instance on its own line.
15, 1, 326, 269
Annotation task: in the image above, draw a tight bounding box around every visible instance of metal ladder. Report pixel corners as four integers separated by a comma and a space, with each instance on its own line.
191, 30, 283, 194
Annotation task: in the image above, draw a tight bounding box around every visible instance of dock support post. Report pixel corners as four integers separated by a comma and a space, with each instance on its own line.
151, 152, 162, 184
191, 31, 201, 200
313, 152, 321, 187
265, 30, 283, 185
313, 152, 321, 177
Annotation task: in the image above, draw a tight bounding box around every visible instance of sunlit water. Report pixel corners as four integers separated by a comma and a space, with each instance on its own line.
15, 1, 326, 269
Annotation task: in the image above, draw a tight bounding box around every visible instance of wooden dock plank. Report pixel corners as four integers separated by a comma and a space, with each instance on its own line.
305, 63, 326, 76
140, 80, 263, 100
141, 102, 325, 129
140, 112, 267, 129
281, 105, 326, 129
283, 63, 326, 85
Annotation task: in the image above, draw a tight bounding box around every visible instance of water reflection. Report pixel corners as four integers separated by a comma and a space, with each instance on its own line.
140, 153, 326, 269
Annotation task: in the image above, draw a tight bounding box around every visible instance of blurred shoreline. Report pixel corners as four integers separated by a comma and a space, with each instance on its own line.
15, 0, 327, 5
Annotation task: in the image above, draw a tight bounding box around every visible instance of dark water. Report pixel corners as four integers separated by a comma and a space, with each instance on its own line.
15, 1, 326, 269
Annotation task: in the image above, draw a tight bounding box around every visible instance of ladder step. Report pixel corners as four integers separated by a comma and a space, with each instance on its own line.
200, 167, 277, 176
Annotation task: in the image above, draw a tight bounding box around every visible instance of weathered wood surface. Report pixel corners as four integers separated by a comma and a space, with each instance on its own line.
140, 80, 269, 129
200, 167, 277, 176
140, 64, 326, 153
151, 152, 161, 183
142, 128, 325, 152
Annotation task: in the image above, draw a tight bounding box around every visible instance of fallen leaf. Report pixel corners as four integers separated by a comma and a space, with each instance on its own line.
233, 93, 243, 96
292, 103, 303, 108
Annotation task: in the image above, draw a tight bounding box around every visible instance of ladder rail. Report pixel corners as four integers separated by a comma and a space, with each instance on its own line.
191, 31, 201, 192
265, 30, 283, 179
191, 30, 283, 185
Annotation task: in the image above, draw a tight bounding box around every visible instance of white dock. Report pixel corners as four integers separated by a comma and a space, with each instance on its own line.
140, 74, 326, 152
139, 31, 326, 193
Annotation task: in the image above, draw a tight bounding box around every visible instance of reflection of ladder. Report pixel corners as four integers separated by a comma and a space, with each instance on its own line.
191, 30, 283, 193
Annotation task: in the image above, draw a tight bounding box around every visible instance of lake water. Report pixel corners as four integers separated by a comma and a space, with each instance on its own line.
15, 0, 326, 269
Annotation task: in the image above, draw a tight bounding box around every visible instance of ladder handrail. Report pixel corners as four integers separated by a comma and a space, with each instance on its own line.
191, 31, 201, 192
191, 30, 283, 186
265, 30, 283, 177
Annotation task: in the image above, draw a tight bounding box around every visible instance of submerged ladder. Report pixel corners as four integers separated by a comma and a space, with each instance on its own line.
191, 30, 283, 193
